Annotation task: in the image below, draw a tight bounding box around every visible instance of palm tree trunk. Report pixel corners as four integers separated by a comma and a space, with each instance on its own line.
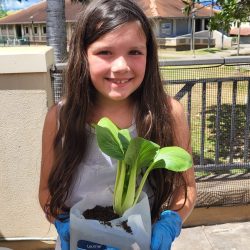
237, 21, 241, 56
47, 0, 67, 63
221, 31, 224, 50
47, 0, 67, 102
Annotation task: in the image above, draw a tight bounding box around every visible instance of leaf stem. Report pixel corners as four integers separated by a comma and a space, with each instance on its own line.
121, 161, 138, 213
114, 160, 126, 215
133, 162, 154, 206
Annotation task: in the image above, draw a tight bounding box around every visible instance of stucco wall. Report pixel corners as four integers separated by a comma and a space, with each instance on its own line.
0, 46, 56, 240
212, 30, 232, 48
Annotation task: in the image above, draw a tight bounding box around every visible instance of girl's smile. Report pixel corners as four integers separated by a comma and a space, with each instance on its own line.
105, 78, 132, 84
105, 77, 134, 89
87, 21, 147, 104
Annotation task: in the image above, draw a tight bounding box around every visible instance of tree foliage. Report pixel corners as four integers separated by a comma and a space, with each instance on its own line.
236, 0, 250, 9
182, 0, 250, 34
182, 0, 200, 16
0, 9, 7, 18
0, 0, 7, 18
181, 0, 216, 16
209, 0, 250, 33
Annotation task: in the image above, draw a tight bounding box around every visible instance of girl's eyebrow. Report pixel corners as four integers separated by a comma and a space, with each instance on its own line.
130, 45, 147, 50
91, 45, 112, 49
91, 45, 146, 50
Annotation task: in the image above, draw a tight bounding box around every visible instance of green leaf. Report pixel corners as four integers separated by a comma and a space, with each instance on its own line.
95, 117, 194, 216
133, 147, 192, 205
95, 118, 124, 160
124, 137, 160, 171
118, 128, 131, 153
153, 146, 193, 172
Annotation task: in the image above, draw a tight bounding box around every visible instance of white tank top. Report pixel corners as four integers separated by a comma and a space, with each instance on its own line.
65, 122, 139, 207
55, 103, 153, 250
65, 122, 153, 206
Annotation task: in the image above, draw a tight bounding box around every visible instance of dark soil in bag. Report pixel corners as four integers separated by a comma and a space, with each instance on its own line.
83, 205, 132, 234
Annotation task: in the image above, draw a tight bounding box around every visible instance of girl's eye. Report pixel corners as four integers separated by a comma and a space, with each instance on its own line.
129, 50, 143, 55
97, 50, 111, 55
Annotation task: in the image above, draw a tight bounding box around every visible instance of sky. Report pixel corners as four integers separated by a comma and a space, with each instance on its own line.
200, 0, 217, 4
1, 0, 42, 11
1, 0, 218, 12
199, 0, 220, 9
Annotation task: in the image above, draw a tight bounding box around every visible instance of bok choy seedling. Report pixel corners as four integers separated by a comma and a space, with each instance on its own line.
95, 117, 193, 216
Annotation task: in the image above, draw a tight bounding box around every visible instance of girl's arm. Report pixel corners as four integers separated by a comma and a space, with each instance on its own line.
39, 105, 71, 249
151, 97, 197, 250
39, 105, 58, 223
168, 97, 197, 222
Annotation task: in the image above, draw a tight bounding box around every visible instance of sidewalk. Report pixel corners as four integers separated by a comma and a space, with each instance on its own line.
172, 221, 250, 250
0, 221, 249, 250
159, 45, 250, 59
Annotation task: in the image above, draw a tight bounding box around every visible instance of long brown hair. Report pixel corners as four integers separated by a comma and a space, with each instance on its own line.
47, 0, 187, 222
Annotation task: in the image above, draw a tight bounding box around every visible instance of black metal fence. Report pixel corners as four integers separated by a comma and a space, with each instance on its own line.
160, 57, 250, 207
0, 36, 30, 46
50, 56, 250, 208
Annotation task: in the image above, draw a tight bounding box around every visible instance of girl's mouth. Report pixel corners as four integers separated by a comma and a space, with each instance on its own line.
106, 78, 132, 84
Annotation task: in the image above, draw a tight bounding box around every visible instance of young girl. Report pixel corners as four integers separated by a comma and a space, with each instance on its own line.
39, 0, 197, 249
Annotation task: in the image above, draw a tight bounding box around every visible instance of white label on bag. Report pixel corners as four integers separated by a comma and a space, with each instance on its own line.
77, 240, 118, 250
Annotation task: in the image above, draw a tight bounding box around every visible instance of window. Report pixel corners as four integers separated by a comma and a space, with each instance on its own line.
160, 22, 172, 36
42, 25, 46, 34
25, 26, 29, 34
195, 19, 202, 32
8, 25, 14, 35
205, 19, 209, 30
34, 26, 38, 34
1, 25, 7, 35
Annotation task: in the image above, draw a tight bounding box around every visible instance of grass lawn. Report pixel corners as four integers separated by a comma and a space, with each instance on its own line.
160, 64, 250, 81
161, 63, 250, 176
158, 48, 231, 59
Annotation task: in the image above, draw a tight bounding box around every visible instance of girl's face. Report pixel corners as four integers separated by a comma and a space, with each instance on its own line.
87, 21, 147, 104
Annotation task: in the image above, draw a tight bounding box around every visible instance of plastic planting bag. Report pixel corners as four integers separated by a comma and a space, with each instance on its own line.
70, 188, 151, 250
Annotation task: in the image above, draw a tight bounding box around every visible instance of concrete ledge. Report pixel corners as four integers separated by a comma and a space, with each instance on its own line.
184, 204, 250, 227
0, 240, 55, 250
0, 46, 54, 74
0, 46, 55, 238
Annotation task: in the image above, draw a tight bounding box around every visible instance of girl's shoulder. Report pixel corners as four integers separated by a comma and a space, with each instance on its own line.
43, 99, 65, 134
167, 96, 191, 150
43, 104, 58, 134
167, 96, 185, 118
45, 99, 66, 124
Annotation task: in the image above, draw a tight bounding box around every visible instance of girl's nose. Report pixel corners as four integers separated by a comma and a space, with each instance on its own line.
111, 56, 129, 73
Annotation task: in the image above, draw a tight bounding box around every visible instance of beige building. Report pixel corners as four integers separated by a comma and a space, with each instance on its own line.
0, 0, 83, 45
230, 21, 250, 44
0, 0, 214, 49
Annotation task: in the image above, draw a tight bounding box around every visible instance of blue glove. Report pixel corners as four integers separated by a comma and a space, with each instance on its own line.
151, 210, 182, 250
55, 214, 119, 250
54, 214, 70, 250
